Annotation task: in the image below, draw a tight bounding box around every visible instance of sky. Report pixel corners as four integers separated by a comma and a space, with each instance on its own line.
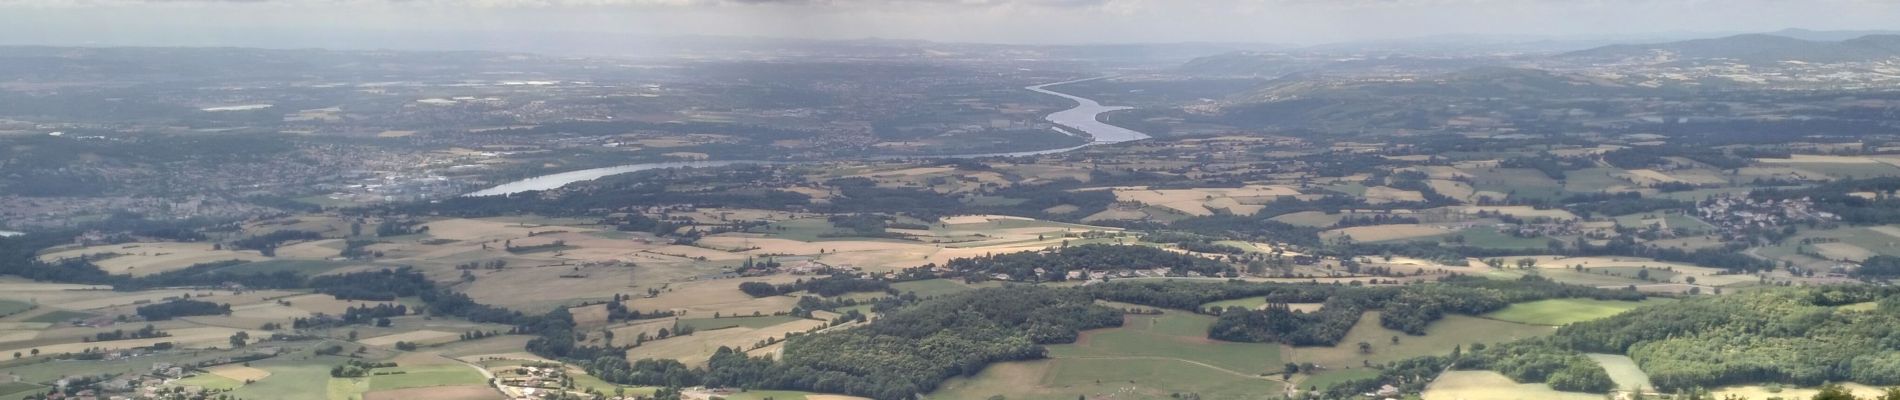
3, 0, 1899, 49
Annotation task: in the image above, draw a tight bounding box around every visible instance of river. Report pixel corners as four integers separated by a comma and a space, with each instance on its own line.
468, 77, 1146, 197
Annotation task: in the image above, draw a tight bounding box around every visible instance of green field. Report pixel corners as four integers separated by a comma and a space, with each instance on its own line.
229, 357, 353, 400
1297, 369, 1379, 392
1482, 298, 1670, 326
1283, 312, 1553, 368
1782, 162, 1900, 179
677, 315, 808, 331
1046, 313, 1280, 374
1269, 211, 1344, 228
717, 390, 851, 400
890, 279, 986, 297
1468, 168, 1564, 201
929, 357, 1282, 400
1561, 168, 1627, 193
0, 300, 31, 317
1450, 226, 1555, 250
0, 382, 45, 400
20, 310, 91, 324
1199, 296, 1267, 313
367, 364, 488, 390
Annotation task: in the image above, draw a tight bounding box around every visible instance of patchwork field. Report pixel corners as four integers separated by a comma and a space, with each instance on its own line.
1108, 185, 1300, 216
626, 317, 827, 367
1586, 353, 1652, 391
37, 242, 267, 277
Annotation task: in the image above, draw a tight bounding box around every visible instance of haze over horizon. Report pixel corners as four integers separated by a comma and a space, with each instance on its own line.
4, 0, 1900, 51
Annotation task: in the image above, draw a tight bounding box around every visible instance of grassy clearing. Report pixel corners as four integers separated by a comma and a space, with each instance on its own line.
1045, 313, 1280, 375
1042, 358, 1282, 398
676, 315, 808, 331
1481, 298, 1671, 326
1586, 353, 1652, 391
1200, 296, 1267, 313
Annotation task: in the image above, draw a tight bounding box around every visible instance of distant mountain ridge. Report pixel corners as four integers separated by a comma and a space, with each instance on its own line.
1560, 33, 1900, 63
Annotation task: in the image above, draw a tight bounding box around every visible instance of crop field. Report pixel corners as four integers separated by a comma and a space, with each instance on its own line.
0, 382, 45, 400
1422, 371, 1600, 400
626, 317, 826, 367
37, 242, 268, 277
1323, 224, 1449, 243
1108, 185, 1300, 216
367, 364, 489, 391
1046, 313, 1280, 374
1283, 312, 1553, 369
172, 373, 245, 390
1482, 298, 1671, 326
929, 357, 1282, 400
0, 300, 30, 317
677, 315, 809, 331
362, 385, 502, 400
1453, 206, 1580, 221
1450, 226, 1555, 250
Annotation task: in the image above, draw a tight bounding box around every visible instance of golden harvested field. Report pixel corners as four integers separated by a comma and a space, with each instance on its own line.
274, 239, 343, 259
363, 385, 503, 400
599, 318, 680, 346
1427, 179, 1477, 202
1108, 185, 1300, 216
1322, 224, 1448, 243
1452, 206, 1579, 221
1421, 371, 1600, 400
1713, 383, 1889, 400
359, 330, 463, 347
626, 318, 826, 367
421, 218, 599, 242
277, 293, 400, 315
1871, 226, 1900, 240
1622, 169, 1686, 185
38, 242, 267, 277
208, 365, 273, 381
620, 277, 805, 317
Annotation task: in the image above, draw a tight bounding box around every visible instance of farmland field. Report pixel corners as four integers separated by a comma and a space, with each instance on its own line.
228, 356, 353, 400
367, 364, 489, 391
677, 315, 809, 331
0, 300, 30, 317
172, 373, 245, 390
1297, 369, 1378, 392
1481, 298, 1671, 326
1047, 313, 1281, 374
928, 357, 1283, 400
1282, 312, 1553, 369
1422, 371, 1600, 400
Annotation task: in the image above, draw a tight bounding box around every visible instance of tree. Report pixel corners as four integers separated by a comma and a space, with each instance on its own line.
229, 331, 249, 348
1358, 341, 1373, 354
1814, 383, 1858, 400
